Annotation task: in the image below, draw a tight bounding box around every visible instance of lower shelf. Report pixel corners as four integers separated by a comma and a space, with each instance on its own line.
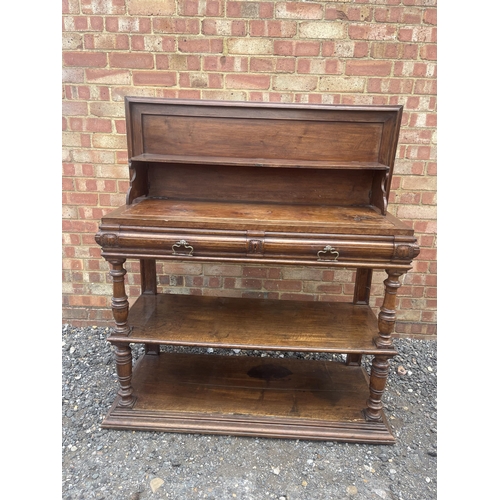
102, 352, 395, 444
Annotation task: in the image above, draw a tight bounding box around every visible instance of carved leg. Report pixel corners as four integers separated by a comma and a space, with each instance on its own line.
108, 258, 130, 336
366, 355, 390, 422
347, 268, 373, 366
140, 259, 160, 355
374, 269, 403, 349
114, 342, 135, 408
108, 259, 135, 407
366, 269, 404, 421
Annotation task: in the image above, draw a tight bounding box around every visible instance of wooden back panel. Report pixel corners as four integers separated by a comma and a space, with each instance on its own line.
142, 115, 383, 163
147, 163, 374, 206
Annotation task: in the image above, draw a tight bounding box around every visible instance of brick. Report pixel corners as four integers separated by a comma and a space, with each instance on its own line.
66, 191, 99, 206
178, 38, 223, 53
133, 71, 177, 86
89, 102, 125, 118
86, 33, 128, 50
203, 55, 248, 72
202, 19, 246, 36
318, 76, 365, 93
63, 33, 83, 50
62, 131, 83, 147
275, 2, 324, 20
110, 87, 156, 103
178, 1, 222, 17
89, 17, 104, 31
153, 18, 200, 34
63, 51, 107, 67
62, 68, 85, 84
83, 118, 113, 133
298, 22, 344, 39
401, 176, 436, 191
128, 0, 175, 15
105, 16, 151, 33
298, 59, 340, 75
250, 20, 297, 38
63, 0, 80, 14
92, 133, 127, 149
274, 40, 320, 56
228, 38, 273, 55
204, 265, 242, 277
282, 268, 323, 281
398, 26, 435, 43
414, 79, 437, 95
367, 78, 413, 94
276, 58, 295, 73
227, 1, 262, 18
250, 57, 274, 72
349, 24, 397, 40
264, 280, 302, 292
420, 45, 437, 61
346, 60, 392, 76
201, 90, 247, 101
272, 75, 317, 91
304, 283, 342, 294
109, 52, 154, 69
397, 204, 436, 220
182, 72, 223, 88
423, 8, 437, 25
226, 74, 271, 89
81, 0, 126, 15
72, 149, 116, 164
62, 101, 88, 116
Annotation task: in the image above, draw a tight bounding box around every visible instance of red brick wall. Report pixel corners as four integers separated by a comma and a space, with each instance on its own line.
62, 1, 437, 337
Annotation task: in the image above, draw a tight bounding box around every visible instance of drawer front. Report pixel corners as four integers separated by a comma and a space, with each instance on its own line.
97, 230, 248, 258
263, 236, 395, 263
96, 229, 396, 264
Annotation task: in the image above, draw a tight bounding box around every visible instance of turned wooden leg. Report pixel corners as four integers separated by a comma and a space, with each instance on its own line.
347, 268, 373, 366
366, 269, 404, 421
366, 355, 390, 422
108, 258, 130, 336
114, 342, 135, 408
374, 269, 403, 349
108, 259, 135, 407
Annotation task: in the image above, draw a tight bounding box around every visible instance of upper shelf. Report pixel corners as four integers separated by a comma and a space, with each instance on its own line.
110, 293, 397, 356
130, 153, 390, 171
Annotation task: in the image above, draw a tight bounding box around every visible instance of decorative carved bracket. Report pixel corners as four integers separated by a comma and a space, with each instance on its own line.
393, 242, 420, 261
95, 232, 118, 247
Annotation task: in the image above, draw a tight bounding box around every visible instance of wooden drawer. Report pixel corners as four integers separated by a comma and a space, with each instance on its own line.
262, 235, 395, 264
96, 228, 398, 264
96, 229, 248, 259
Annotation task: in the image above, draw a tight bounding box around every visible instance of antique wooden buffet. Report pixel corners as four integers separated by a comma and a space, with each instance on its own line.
94, 97, 419, 444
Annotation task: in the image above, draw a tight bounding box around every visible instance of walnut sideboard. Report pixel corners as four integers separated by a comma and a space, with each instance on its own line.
94, 97, 420, 444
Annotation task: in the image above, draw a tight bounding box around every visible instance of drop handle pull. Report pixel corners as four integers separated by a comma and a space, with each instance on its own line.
172, 240, 194, 256
317, 245, 339, 261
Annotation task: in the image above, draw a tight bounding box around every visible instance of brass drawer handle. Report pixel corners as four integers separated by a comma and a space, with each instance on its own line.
172, 240, 194, 256
317, 245, 339, 261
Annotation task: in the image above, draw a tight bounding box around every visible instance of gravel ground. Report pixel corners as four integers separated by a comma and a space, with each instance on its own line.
62, 325, 437, 500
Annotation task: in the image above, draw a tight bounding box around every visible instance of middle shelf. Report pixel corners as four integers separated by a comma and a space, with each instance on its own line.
108, 293, 395, 356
